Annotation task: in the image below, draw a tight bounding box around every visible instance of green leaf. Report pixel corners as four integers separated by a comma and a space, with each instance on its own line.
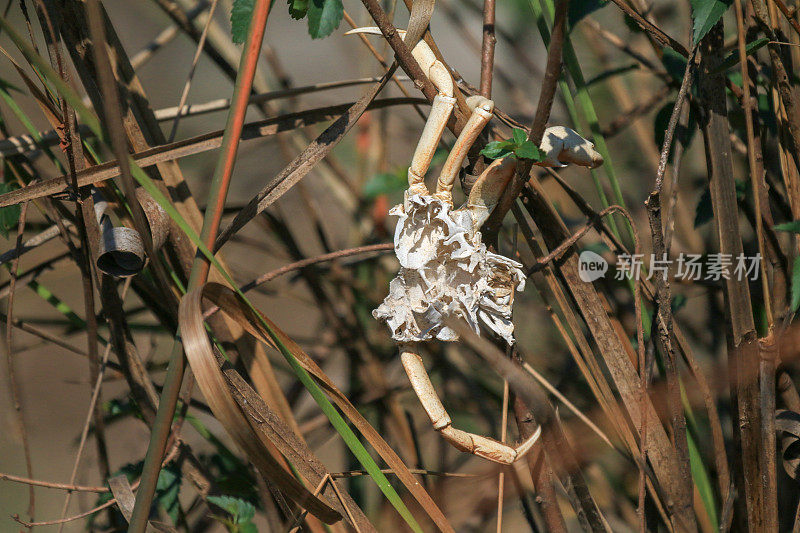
511, 127, 528, 145
568, 0, 608, 29
288, 0, 308, 19
238, 522, 258, 533
208, 495, 255, 525
208, 495, 242, 518
792, 261, 800, 313
155, 464, 182, 524
234, 499, 255, 524
231, 0, 255, 44
694, 188, 713, 227
661, 48, 688, 82
713, 37, 769, 73
690, 0, 732, 43
480, 140, 514, 160
775, 220, 800, 233
514, 140, 544, 161
362, 171, 407, 199
307, 0, 343, 39
0, 182, 20, 239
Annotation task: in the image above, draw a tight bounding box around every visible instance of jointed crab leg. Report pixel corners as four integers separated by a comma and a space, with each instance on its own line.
434, 96, 495, 206
346, 27, 456, 196
400, 343, 541, 465
463, 157, 517, 228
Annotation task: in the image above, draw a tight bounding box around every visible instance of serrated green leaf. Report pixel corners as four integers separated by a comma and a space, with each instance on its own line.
690, 0, 732, 43
480, 140, 514, 159
307, 0, 343, 39
288, 0, 308, 19
791, 261, 800, 313
235, 499, 255, 523
231, 0, 255, 44
208, 495, 242, 517
514, 140, 543, 161
207, 495, 255, 525
775, 220, 800, 234
512, 127, 528, 145
238, 522, 258, 533
0, 182, 20, 239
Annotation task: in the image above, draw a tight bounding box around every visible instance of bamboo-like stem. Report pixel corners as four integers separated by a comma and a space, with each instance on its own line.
698, 21, 767, 531
128, 1, 272, 529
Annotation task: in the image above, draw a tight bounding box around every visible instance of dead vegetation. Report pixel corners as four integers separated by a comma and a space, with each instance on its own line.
2, 0, 800, 531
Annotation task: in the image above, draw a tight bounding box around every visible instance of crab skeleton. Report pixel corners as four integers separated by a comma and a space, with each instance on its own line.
349, 28, 603, 464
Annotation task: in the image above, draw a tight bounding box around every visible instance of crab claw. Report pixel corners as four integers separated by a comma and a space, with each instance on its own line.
344, 27, 387, 37
460, 157, 517, 229
538, 126, 603, 169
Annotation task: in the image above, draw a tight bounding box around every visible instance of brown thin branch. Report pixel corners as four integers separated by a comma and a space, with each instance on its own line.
644, 44, 698, 530
605, 0, 689, 56
479, 0, 496, 97
482, 0, 568, 242
4, 196, 35, 525
0, 473, 108, 493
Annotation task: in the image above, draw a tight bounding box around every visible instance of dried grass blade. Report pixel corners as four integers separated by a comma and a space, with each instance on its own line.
201, 283, 455, 533
179, 286, 344, 524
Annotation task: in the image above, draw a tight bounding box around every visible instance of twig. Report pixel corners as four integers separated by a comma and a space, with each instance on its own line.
130, 0, 208, 69
479, 0, 496, 97
0, 473, 108, 493
604, 0, 689, 56
482, 0, 568, 243
4, 191, 35, 526
12, 499, 117, 527
643, 44, 697, 531
0, 221, 72, 265
213, 68, 398, 250
56, 279, 131, 528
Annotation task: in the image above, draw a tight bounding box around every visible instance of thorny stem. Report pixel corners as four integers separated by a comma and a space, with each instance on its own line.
128, 1, 272, 529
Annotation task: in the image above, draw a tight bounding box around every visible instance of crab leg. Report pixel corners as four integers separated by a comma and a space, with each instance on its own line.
406, 69, 455, 196
346, 27, 456, 196
461, 156, 517, 228
434, 96, 495, 205
400, 343, 541, 465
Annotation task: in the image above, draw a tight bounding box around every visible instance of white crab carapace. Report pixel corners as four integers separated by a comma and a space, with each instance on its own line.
373, 193, 525, 345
